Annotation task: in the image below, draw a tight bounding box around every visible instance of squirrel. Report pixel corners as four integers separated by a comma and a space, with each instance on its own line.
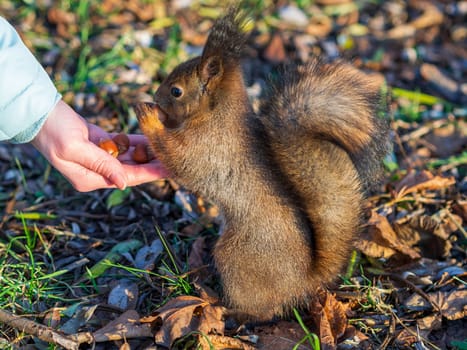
135, 8, 390, 320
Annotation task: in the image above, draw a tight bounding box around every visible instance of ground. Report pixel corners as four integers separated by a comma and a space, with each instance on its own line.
0, 1, 465, 349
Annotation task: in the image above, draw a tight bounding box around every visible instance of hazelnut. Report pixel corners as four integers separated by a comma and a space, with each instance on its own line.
132, 143, 152, 163
112, 133, 130, 154
99, 139, 119, 157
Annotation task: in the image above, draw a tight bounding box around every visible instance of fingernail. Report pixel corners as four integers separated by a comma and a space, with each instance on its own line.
119, 180, 127, 190
115, 175, 127, 190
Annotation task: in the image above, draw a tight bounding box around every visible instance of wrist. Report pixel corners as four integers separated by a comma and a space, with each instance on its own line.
12, 93, 62, 144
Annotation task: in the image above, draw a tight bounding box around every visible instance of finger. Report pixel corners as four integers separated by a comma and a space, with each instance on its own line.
126, 134, 150, 146
105, 133, 149, 146
88, 123, 111, 144
74, 142, 128, 190
122, 162, 170, 187
117, 144, 160, 163
57, 162, 118, 192
60, 160, 168, 191
116, 145, 136, 162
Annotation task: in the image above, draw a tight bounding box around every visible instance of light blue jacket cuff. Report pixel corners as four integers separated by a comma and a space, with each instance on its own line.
10, 92, 61, 143
0, 16, 61, 143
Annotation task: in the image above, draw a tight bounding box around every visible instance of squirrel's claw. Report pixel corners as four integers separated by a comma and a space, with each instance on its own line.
134, 102, 165, 132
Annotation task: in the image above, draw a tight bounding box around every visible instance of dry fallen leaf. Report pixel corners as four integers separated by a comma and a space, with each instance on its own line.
141, 295, 225, 348
198, 334, 256, 350
92, 310, 153, 342
47, 7, 76, 39
431, 289, 467, 320
452, 200, 467, 222
252, 320, 311, 350
393, 327, 418, 348
417, 314, 443, 333
384, 0, 443, 40
395, 170, 455, 197
394, 214, 452, 259
188, 236, 208, 270
404, 289, 467, 321
134, 239, 163, 270
424, 121, 467, 158
356, 211, 421, 260
309, 289, 348, 350
263, 32, 287, 64
107, 279, 139, 311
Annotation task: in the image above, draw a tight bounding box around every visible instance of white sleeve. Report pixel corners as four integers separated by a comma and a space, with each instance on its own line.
0, 16, 61, 143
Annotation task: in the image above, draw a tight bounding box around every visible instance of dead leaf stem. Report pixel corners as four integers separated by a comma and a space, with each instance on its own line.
0, 309, 91, 350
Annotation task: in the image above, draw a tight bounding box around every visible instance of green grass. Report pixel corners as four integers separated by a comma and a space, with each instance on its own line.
81, 239, 143, 281
451, 340, 467, 350
1, 0, 464, 348
392, 87, 443, 106
107, 261, 194, 300
428, 151, 467, 170
71, 0, 134, 92
293, 308, 321, 350
0, 217, 70, 312
0, 213, 195, 345
392, 87, 446, 122
159, 24, 186, 76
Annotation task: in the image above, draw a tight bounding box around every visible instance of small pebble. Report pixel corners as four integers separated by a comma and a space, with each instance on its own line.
102, 83, 119, 94
321, 40, 340, 58
172, 0, 193, 10
3, 169, 19, 182
134, 30, 153, 48
74, 92, 85, 110
401, 47, 418, 63
278, 5, 309, 27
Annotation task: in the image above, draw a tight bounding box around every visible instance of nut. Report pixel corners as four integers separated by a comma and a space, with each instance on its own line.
112, 133, 130, 154
132, 143, 151, 163
99, 139, 119, 157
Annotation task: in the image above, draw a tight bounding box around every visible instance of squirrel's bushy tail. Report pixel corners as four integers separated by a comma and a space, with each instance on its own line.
261, 59, 390, 189
202, 6, 249, 64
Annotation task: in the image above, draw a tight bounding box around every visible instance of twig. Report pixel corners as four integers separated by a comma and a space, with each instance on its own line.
58, 210, 127, 220
384, 273, 441, 312
443, 209, 467, 239
374, 194, 445, 212
399, 119, 446, 143
45, 225, 94, 241
388, 308, 442, 350
377, 313, 396, 350
19, 195, 83, 212
0, 309, 93, 349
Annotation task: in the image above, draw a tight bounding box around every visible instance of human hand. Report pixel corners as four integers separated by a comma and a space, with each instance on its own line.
31, 100, 169, 192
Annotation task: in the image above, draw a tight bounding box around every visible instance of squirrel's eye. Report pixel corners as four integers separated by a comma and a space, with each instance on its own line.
170, 86, 183, 98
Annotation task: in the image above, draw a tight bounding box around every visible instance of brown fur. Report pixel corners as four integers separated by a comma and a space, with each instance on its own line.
135, 9, 390, 320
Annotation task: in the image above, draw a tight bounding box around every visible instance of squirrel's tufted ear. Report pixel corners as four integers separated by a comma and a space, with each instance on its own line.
200, 55, 224, 89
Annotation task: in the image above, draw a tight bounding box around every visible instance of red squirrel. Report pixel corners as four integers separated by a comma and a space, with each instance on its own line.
135, 8, 390, 320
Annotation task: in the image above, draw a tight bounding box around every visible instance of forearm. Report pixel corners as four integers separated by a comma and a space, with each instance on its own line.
0, 17, 167, 191
0, 16, 61, 143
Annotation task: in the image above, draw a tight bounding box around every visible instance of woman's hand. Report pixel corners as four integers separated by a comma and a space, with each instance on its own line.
31, 100, 168, 192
